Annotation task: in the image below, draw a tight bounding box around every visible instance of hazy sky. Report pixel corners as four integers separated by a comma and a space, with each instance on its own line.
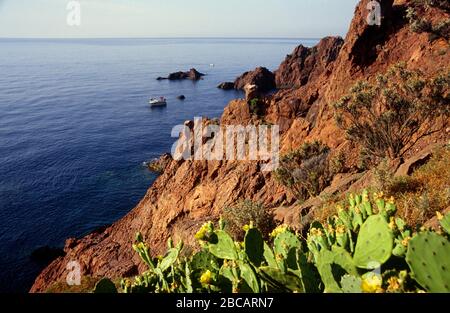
0, 0, 360, 38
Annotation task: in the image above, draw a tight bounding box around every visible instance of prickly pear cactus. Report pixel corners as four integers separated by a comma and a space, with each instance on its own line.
237, 260, 260, 293
93, 278, 117, 293
263, 242, 278, 268
191, 250, 219, 272
353, 215, 393, 269
406, 232, 450, 293
340, 275, 362, 293
440, 212, 450, 235
159, 247, 179, 272
315, 247, 357, 293
245, 228, 264, 266
259, 267, 304, 292
208, 230, 238, 260
274, 230, 301, 259
315, 249, 341, 293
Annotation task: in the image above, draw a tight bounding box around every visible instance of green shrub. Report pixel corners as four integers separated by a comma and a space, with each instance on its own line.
248, 98, 265, 116
334, 64, 450, 163
274, 141, 332, 202
329, 151, 346, 174
222, 200, 276, 240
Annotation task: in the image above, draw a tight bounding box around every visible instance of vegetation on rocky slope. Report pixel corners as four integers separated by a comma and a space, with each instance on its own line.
334, 64, 449, 163
93, 191, 450, 293
407, 0, 450, 42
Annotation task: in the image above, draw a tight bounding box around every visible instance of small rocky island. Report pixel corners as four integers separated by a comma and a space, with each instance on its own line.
157, 68, 205, 81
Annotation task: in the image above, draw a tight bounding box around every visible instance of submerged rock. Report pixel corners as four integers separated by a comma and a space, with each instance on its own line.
177, 95, 186, 100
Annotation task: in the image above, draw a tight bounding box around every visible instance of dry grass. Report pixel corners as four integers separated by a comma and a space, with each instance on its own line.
389, 146, 450, 227
45, 276, 100, 293
308, 146, 449, 227
223, 200, 276, 241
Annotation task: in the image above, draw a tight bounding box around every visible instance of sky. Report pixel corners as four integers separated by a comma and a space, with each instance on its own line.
0, 0, 360, 38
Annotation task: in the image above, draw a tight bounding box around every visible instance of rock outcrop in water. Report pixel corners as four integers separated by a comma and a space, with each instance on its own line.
217, 82, 235, 90
157, 68, 205, 81
31, 0, 450, 292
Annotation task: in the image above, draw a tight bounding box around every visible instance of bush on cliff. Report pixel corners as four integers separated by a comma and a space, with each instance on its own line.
334, 64, 449, 164
101, 191, 450, 294
222, 200, 276, 241
274, 141, 333, 202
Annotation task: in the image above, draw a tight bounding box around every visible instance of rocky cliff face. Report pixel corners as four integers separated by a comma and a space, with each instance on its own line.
31, 0, 449, 292
274, 36, 344, 89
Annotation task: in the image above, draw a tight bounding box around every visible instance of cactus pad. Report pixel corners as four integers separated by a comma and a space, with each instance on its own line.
93, 278, 117, 293
191, 250, 219, 272
274, 231, 301, 258
353, 215, 393, 269
245, 228, 264, 266
406, 232, 450, 293
259, 267, 303, 292
340, 275, 362, 293
208, 230, 238, 260
440, 212, 450, 235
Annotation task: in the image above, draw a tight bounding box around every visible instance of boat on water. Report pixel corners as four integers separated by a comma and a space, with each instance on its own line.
149, 97, 167, 107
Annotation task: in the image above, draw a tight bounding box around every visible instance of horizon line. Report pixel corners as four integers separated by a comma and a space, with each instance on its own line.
0, 36, 325, 40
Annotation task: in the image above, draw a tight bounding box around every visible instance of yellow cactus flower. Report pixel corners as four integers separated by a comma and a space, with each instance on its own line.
387, 196, 395, 205
310, 228, 323, 237
336, 225, 346, 235
200, 270, 213, 285
387, 277, 400, 292
363, 193, 370, 202
133, 242, 146, 251
242, 224, 251, 232
402, 236, 412, 247
436, 211, 444, 221
361, 273, 383, 293
374, 192, 384, 200
388, 217, 396, 230
195, 222, 212, 241
270, 225, 288, 238
327, 224, 334, 234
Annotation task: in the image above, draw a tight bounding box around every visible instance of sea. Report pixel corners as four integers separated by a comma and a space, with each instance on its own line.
0, 38, 318, 292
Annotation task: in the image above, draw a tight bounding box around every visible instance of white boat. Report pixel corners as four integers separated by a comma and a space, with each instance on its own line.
149, 97, 167, 107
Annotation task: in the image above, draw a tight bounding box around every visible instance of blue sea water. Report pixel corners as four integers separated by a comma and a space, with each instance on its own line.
0, 38, 318, 292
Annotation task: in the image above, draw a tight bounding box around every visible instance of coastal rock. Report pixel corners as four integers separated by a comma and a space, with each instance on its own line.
177, 95, 186, 100
217, 82, 235, 90
234, 67, 276, 92
157, 68, 205, 81
274, 36, 344, 89
145, 153, 173, 174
